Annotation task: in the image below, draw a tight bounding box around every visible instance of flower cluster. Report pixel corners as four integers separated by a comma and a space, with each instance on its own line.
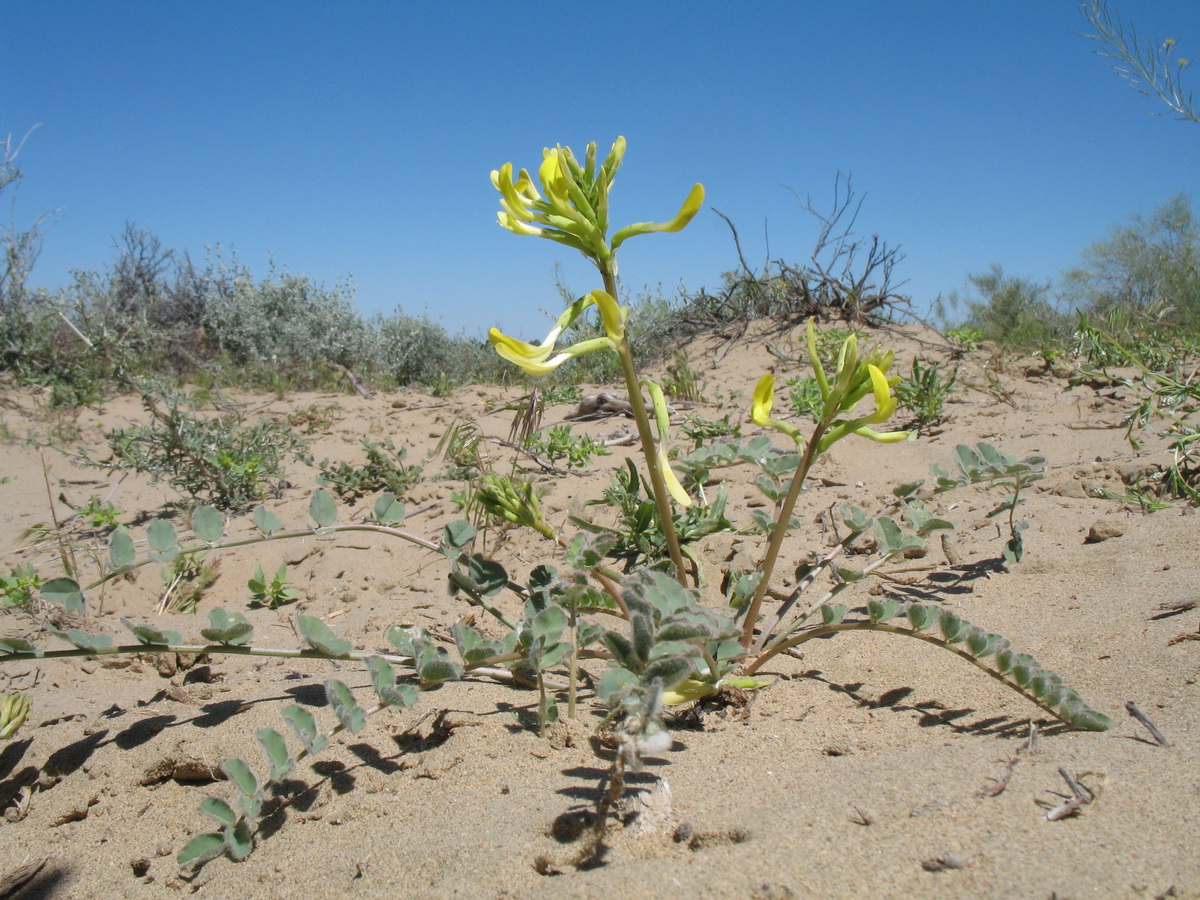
752, 319, 910, 452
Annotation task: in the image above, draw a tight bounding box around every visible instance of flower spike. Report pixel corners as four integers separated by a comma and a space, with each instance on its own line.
491, 137, 704, 269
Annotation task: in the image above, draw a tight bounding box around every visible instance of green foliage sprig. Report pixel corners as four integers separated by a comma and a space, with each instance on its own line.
97, 385, 305, 510
316, 437, 424, 499
894, 357, 958, 430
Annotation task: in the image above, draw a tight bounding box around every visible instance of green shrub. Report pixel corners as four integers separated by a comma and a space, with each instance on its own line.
100, 386, 306, 510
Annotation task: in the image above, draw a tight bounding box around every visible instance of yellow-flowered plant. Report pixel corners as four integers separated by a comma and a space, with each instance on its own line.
488, 137, 702, 578
739, 317, 912, 646
482, 137, 1108, 752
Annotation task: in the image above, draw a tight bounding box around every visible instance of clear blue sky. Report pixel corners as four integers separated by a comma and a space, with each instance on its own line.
4, 1, 1198, 339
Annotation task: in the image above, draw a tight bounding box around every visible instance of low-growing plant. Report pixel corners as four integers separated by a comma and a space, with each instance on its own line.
95, 385, 306, 510
1073, 313, 1200, 502
286, 402, 342, 435
247, 562, 300, 609
663, 350, 706, 403
159, 553, 220, 615
0, 692, 31, 740
73, 496, 122, 531
0, 137, 1113, 872
0, 562, 42, 609
945, 325, 984, 352
678, 412, 741, 448
786, 374, 824, 421
317, 437, 424, 499
524, 424, 610, 470
893, 357, 958, 430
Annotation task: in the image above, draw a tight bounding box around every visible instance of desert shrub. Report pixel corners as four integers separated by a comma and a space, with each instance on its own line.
947, 265, 1071, 349
98, 385, 307, 510
201, 266, 371, 387
1064, 194, 1200, 330
1074, 314, 1200, 502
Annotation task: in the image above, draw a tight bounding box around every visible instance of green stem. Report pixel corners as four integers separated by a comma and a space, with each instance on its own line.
744, 621, 1072, 726
738, 420, 828, 647
85, 523, 444, 592
0, 643, 410, 664
602, 268, 687, 583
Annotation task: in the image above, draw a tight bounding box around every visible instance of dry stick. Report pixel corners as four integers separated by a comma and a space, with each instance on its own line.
323, 362, 376, 401
1125, 701, 1170, 747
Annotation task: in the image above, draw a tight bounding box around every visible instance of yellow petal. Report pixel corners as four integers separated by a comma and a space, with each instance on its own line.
645, 380, 693, 508
751, 375, 776, 426
868, 364, 894, 420
589, 289, 628, 341
751, 375, 803, 443
854, 427, 914, 444
610, 183, 706, 249
658, 446, 693, 508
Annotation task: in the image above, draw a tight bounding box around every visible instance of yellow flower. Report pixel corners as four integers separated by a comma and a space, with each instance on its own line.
487, 290, 625, 376
751, 375, 803, 445
491, 137, 703, 266
645, 380, 692, 507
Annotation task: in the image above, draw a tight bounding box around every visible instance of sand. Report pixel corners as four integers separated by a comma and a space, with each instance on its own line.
0, 323, 1197, 899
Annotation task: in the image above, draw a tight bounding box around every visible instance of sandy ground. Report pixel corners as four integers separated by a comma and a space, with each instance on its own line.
0, 323, 1197, 899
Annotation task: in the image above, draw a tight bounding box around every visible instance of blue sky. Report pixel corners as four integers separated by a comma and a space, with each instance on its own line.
4, 1, 1198, 339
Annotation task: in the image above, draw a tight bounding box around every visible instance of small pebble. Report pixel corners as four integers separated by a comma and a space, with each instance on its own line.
1085, 518, 1126, 543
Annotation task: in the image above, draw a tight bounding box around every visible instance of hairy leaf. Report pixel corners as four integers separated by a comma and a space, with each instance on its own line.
255, 727, 295, 781
821, 604, 848, 625
281, 705, 328, 754
221, 758, 258, 798
41, 578, 85, 615
121, 618, 182, 647
146, 519, 180, 563
366, 656, 417, 708
295, 614, 352, 657
200, 797, 238, 828
0, 637, 40, 656
253, 504, 283, 537
309, 488, 337, 529
177, 832, 225, 867
108, 530, 135, 570
192, 505, 225, 543
372, 492, 406, 525
201, 607, 254, 646
224, 821, 253, 861
325, 679, 368, 732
